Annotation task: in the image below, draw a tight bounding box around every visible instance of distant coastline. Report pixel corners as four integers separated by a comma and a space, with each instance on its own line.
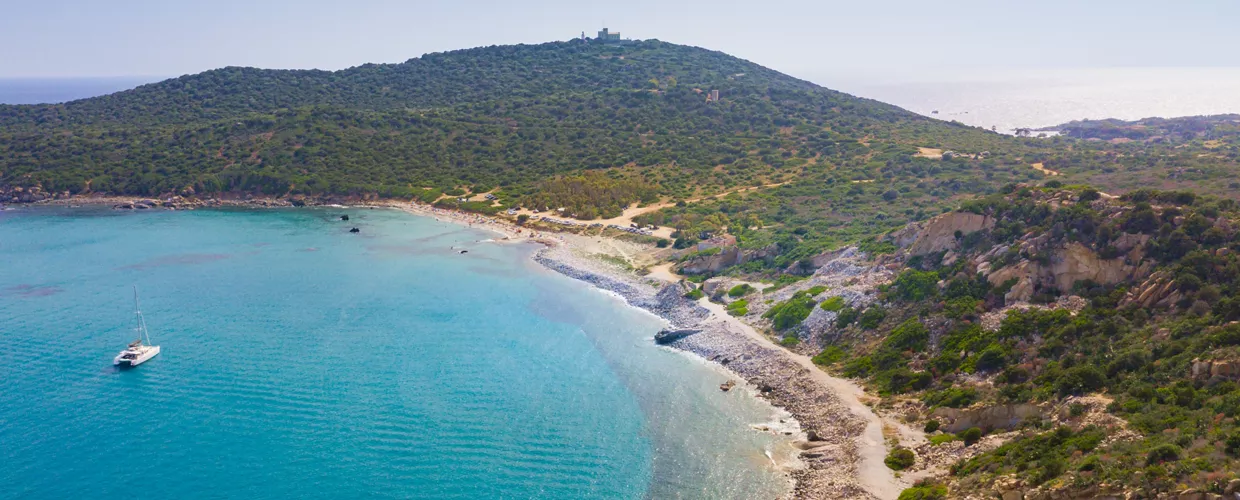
0, 76, 158, 104
824, 67, 1240, 134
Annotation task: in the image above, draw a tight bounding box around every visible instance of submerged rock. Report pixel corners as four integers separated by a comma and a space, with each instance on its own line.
654, 328, 701, 345
340, 215, 349, 221
349, 227, 360, 233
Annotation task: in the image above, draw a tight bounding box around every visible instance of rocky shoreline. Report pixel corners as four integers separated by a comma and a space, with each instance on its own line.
533, 244, 884, 500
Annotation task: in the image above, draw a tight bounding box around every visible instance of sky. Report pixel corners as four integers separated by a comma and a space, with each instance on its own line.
2, 0, 1239, 82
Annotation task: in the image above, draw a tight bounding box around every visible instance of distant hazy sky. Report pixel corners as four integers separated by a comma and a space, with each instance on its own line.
2, 0, 1238, 81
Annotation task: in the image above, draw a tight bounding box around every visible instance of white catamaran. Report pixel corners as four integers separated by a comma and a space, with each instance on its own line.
114, 286, 161, 367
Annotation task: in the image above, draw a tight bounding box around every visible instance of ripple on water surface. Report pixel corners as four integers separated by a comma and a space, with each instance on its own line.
0, 207, 790, 499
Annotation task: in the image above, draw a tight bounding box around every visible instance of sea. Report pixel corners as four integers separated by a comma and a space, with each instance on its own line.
0, 207, 794, 499
0, 77, 158, 105
817, 67, 1240, 134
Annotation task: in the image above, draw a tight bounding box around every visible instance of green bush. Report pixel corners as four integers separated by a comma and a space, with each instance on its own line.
924, 387, 977, 408
973, 345, 1007, 372
884, 319, 929, 351
725, 299, 749, 316
1053, 365, 1106, 396
727, 284, 753, 297
835, 306, 858, 328
684, 288, 705, 300
858, 306, 887, 330
1145, 444, 1182, 465
923, 420, 940, 433
959, 427, 983, 446
897, 483, 947, 500
1226, 433, 1240, 457
891, 269, 940, 301
885, 447, 915, 470
763, 291, 818, 330
819, 296, 845, 312
780, 335, 800, 347
928, 434, 956, 445
812, 346, 845, 365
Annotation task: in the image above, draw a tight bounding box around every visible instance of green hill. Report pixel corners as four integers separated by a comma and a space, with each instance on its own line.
0, 40, 903, 128
3, 38, 1240, 272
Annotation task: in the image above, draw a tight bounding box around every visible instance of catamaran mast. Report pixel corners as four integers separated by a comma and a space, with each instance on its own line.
133, 285, 151, 345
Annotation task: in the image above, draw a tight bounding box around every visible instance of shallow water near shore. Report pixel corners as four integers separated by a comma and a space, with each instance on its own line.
0, 207, 791, 499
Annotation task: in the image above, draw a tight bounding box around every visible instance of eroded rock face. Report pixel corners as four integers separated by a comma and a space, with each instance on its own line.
982, 241, 1152, 303
679, 244, 778, 275
931, 403, 1043, 433
1047, 242, 1147, 293
905, 212, 994, 256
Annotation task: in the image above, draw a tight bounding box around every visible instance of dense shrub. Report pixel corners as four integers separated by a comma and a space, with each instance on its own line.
812, 346, 846, 365
725, 299, 749, 316
959, 427, 983, 446
763, 291, 818, 330
884, 319, 929, 351
1145, 444, 1181, 465
923, 387, 977, 408
897, 483, 947, 500
819, 296, 845, 311
727, 284, 753, 297
885, 447, 916, 470
891, 269, 940, 301
835, 306, 859, 328
858, 306, 887, 330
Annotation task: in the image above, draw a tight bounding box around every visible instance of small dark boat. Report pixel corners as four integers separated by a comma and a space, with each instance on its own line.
349, 227, 360, 233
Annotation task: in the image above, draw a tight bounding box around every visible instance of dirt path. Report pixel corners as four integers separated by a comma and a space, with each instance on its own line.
646, 262, 682, 282
1031, 162, 1060, 176
514, 182, 785, 239
694, 298, 912, 500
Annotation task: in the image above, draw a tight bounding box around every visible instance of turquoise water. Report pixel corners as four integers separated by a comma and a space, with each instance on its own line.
0, 207, 790, 499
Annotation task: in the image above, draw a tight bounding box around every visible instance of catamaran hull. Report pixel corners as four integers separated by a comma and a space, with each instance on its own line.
114, 346, 161, 367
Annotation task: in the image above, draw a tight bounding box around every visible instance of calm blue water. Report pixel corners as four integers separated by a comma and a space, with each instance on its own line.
0, 207, 790, 499
0, 77, 157, 104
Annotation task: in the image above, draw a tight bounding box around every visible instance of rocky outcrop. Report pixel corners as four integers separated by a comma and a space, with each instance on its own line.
1, 185, 51, 203
654, 328, 701, 344
680, 243, 779, 274
980, 239, 1152, 303
901, 212, 994, 256
1121, 271, 1184, 309
1191, 357, 1240, 381
931, 403, 1043, 433
701, 277, 739, 297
